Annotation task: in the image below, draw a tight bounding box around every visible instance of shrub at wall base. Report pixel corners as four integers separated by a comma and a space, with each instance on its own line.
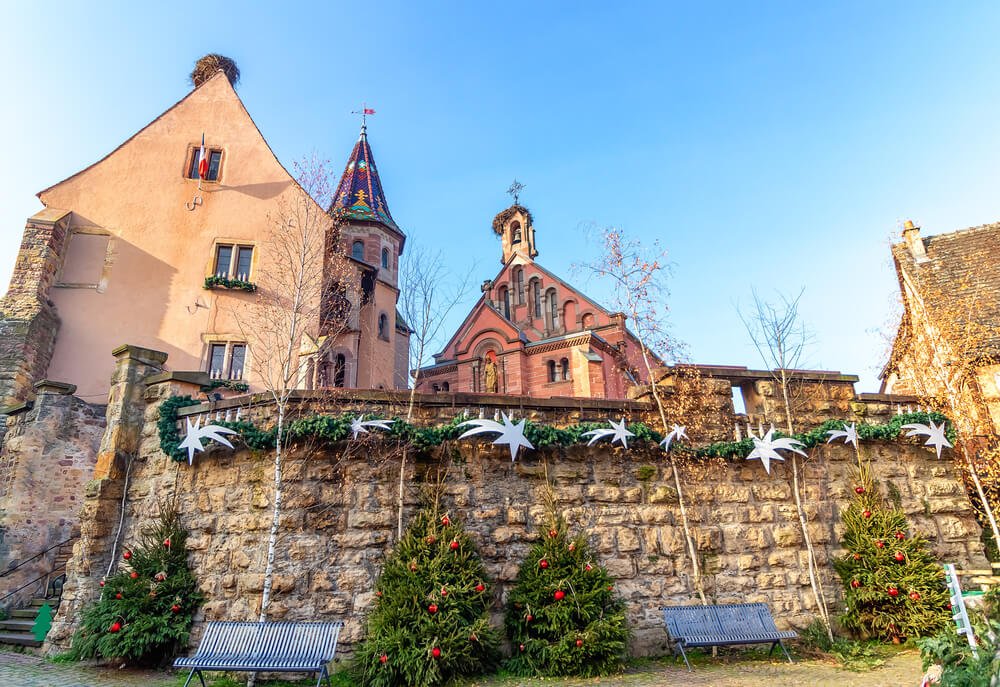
504, 519, 629, 677
353, 506, 501, 687
69, 507, 204, 665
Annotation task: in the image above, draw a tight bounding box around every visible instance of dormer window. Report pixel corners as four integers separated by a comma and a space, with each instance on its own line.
188, 147, 222, 182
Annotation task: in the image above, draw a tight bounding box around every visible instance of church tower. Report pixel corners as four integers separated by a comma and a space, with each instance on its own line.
492, 204, 537, 264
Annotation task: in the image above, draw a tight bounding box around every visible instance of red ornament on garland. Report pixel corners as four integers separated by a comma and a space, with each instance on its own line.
109, 621, 121, 633
428, 604, 438, 614
426, 535, 436, 545
431, 647, 441, 658
875, 539, 885, 549
440, 587, 448, 597
854, 486, 865, 494
607, 585, 613, 591
909, 591, 921, 601
163, 538, 171, 547
539, 559, 549, 569
548, 529, 558, 538
576, 639, 584, 648
441, 515, 450, 526
852, 553, 861, 561
568, 543, 575, 552
171, 604, 181, 613
379, 654, 388, 664
130, 571, 139, 579
99, 580, 105, 587
895, 531, 905, 540
850, 579, 861, 589
469, 633, 478, 642
123, 550, 132, 560
376, 590, 383, 597
450, 540, 459, 551
519, 643, 525, 652
862, 510, 872, 519
894, 551, 905, 562
554, 590, 565, 601
887, 586, 899, 597
115, 592, 123, 599
475, 583, 485, 592
409, 562, 418, 572
585, 563, 593, 571
526, 614, 533, 622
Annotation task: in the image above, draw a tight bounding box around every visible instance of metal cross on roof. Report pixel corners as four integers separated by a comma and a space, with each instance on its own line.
351, 103, 376, 128
507, 179, 525, 205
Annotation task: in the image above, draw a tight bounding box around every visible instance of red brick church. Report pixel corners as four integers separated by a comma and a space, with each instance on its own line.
415, 205, 650, 399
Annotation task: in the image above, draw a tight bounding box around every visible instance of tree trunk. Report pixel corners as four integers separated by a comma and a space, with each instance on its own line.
258, 404, 285, 622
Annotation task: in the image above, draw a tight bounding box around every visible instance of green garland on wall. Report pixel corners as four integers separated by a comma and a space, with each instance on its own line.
157, 395, 953, 465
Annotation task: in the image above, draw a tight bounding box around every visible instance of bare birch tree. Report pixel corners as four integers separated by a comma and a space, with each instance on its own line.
738, 289, 834, 642
394, 245, 473, 536
585, 227, 708, 605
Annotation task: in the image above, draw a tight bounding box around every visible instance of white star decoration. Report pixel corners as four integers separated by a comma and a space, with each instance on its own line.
457, 412, 534, 461
901, 421, 953, 459
349, 416, 395, 440
178, 416, 238, 465
660, 425, 687, 452
747, 426, 806, 474
581, 419, 635, 449
825, 422, 859, 450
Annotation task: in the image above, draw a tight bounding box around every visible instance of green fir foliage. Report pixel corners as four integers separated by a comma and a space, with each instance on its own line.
833, 466, 950, 641
70, 507, 204, 664
918, 588, 1000, 687
353, 506, 501, 687
504, 520, 629, 677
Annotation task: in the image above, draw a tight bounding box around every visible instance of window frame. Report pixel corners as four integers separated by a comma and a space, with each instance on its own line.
381, 247, 389, 269
378, 312, 390, 340
212, 243, 255, 281
188, 146, 224, 182
352, 240, 365, 261
207, 341, 248, 380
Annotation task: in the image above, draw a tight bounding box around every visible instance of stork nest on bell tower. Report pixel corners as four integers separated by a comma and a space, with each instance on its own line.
190, 54, 240, 88
491, 205, 533, 236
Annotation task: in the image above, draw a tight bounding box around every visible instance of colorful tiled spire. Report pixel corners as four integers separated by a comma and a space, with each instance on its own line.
330, 125, 399, 232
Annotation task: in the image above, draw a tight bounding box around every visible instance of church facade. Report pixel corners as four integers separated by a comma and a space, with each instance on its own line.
415, 205, 649, 399
0, 65, 408, 405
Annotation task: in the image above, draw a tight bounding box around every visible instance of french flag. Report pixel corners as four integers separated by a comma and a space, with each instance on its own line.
198, 133, 208, 179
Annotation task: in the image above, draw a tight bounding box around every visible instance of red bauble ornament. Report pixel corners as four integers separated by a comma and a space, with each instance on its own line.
852, 553, 861, 561
469, 633, 478, 642
607, 585, 613, 591
379, 654, 388, 664
585, 564, 593, 571
99, 580, 105, 587
576, 639, 584, 648
568, 543, 575, 552
894, 551, 905, 562
947, 602, 953, 610
376, 590, 383, 597
171, 604, 181, 613
887, 586, 899, 597
130, 571, 139, 579
895, 531, 905, 540
875, 539, 885, 549
855, 486, 865, 494
519, 643, 525, 652
909, 591, 921, 601
475, 583, 485, 592
431, 647, 441, 658
526, 614, 533, 622
548, 529, 558, 538
115, 592, 123, 600
554, 590, 565, 601
450, 540, 459, 551
109, 622, 121, 633
862, 510, 872, 519
163, 538, 171, 547
409, 562, 418, 572
850, 579, 860, 589
426, 535, 436, 545
123, 550, 132, 560
440, 587, 448, 597
428, 604, 438, 614
441, 516, 450, 526
539, 560, 549, 569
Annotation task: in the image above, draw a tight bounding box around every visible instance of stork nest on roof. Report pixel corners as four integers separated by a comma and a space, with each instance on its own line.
190, 54, 240, 88
492, 204, 533, 235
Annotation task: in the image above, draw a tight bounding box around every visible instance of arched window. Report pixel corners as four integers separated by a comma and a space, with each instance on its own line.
381, 247, 389, 269
547, 360, 557, 383
532, 280, 541, 318
378, 312, 388, 339
432, 383, 440, 392
546, 288, 558, 328
511, 221, 522, 244
334, 354, 346, 388
442, 381, 450, 392
499, 287, 510, 320
515, 268, 525, 304
351, 240, 365, 261
560, 357, 570, 381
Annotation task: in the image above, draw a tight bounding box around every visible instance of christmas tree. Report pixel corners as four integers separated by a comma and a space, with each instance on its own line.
70, 506, 204, 664
353, 506, 501, 687
504, 518, 629, 677
833, 465, 949, 641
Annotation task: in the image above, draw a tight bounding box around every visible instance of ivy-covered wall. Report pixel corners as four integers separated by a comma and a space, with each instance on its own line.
45, 371, 988, 657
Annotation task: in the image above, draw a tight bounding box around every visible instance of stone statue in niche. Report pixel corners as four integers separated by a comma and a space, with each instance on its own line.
483, 350, 499, 393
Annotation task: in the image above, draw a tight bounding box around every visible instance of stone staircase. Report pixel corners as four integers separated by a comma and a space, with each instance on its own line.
0, 597, 58, 648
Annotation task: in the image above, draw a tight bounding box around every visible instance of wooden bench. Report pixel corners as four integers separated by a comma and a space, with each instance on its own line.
173, 620, 344, 687
662, 602, 795, 670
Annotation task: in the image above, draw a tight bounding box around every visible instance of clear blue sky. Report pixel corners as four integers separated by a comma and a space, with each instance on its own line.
4, 2, 1000, 392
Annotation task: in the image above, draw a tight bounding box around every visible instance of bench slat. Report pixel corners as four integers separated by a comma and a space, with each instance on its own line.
174, 621, 344, 674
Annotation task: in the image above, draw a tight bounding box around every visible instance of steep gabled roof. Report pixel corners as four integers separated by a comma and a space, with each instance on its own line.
330, 125, 400, 233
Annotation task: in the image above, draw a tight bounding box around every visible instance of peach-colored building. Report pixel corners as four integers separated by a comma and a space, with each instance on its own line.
415, 205, 649, 398
0, 67, 407, 404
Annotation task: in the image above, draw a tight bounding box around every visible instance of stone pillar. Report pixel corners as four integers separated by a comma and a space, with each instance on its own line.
45, 345, 168, 651
0, 209, 72, 405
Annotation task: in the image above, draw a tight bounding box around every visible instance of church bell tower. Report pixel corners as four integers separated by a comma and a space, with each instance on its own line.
492, 204, 537, 264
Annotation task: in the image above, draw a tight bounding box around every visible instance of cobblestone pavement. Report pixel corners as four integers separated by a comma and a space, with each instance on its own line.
0, 651, 176, 687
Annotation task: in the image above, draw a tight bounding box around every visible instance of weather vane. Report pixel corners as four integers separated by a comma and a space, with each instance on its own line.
507, 179, 525, 205
351, 103, 376, 128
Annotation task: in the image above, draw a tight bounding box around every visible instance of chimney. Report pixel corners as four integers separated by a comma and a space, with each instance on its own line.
902, 219, 928, 262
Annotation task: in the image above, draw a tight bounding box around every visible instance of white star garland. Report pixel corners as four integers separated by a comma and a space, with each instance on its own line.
900, 420, 953, 459
746, 426, 806, 474
581, 418, 635, 448
178, 416, 238, 465
825, 422, 859, 450
660, 425, 687, 452
457, 412, 534, 461
350, 416, 395, 440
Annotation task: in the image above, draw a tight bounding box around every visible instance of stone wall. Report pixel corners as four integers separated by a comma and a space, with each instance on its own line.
0, 383, 105, 607
45, 366, 988, 657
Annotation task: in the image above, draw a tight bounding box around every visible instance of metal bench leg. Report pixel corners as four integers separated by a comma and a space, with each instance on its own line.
181, 668, 206, 687
676, 643, 692, 671
779, 640, 793, 664
315, 666, 332, 687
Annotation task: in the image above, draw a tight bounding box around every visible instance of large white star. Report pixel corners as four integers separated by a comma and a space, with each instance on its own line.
458, 412, 534, 461
177, 416, 237, 465
825, 422, 859, 450
660, 425, 688, 452
581, 418, 635, 449
901, 420, 953, 459
746, 426, 806, 474
349, 416, 395, 440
